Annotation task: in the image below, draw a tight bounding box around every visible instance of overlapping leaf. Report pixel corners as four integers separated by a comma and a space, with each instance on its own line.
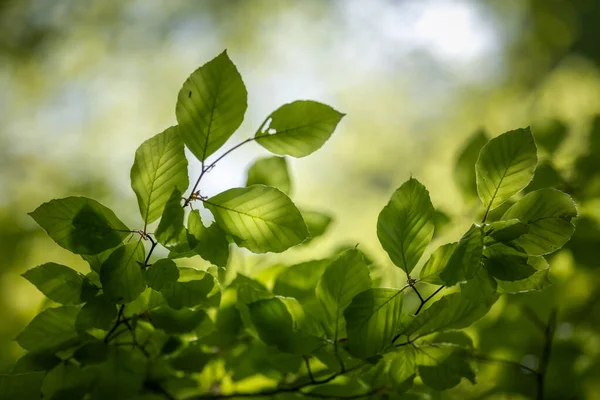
100, 241, 146, 304
245, 156, 292, 194
187, 210, 230, 267
22, 263, 93, 305
439, 225, 483, 285
16, 306, 80, 354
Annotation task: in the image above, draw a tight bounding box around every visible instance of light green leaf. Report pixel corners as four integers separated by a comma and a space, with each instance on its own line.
161, 269, 219, 310
0, 372, 45, 400
16, 306, 80, 354
502, 188, 578, 255
401, 293, 489, 338
187, 210, 229, 267
389, 346, 417, 388
155, 188, 186, 250
29, 197, 129, 255
273, 258, 331, 301
344, 288, 404, 358
246, 156, 292, 194
496, 256, 551, 294
301, 209, 334, 243
149, 306, 209, 334
420, 243, 458, 285
483, 243, 537, 281
255, 100, 344, 158
454, 129, 488, 199
476, 127, 537, 213
22, 263, 91, 305
176, 51, 247, 162
145, 258, 179, 291
75, 295, 117, 332
377, 178, 435, 275
100, 241, 146, 304
316, 249, 372, 340
439, 225, 483, 285
130, 126, 189, 224
204, 185, 309, 253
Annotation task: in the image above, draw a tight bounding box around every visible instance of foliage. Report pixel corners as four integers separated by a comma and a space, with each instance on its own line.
1, 51, 581, 400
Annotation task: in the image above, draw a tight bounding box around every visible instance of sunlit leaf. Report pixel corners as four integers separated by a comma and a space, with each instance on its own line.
377, 178, 435, 275
439, 225, 483, 285
176, 50, 247, 162
100, 241, 146, 304
502, 188, 577, 255
476, 127, 537, 213
389, 346, 417, 389
245, 156, 292, 194
22, 263, 93, 305
316, 249, 372, 340
29, 197, 129, 255
16, 306, 80, 354
255, 100, 344, 158
187, 210, 229, 267
344, 288, 404, 358
130, 126, 189, 224
160, 269, 219, 310
273, 258, 331, 301
204, 185, 309, 253
155, 188, 186, 250
420, 243, 458, 285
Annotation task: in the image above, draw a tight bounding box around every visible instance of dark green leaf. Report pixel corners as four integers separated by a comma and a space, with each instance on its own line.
204, 185, 309, 253
0, 372, 45, 400
42, 362, 94, 400
420, 243, 458, 285
187, 210, 229, 267
149, 306, 209, 334
22, 263, 90, 305
76, 294, 118, 331
483, 243, 537, 281
29, 197, 129, 255
454, 129, 488, 199
155, 188, 186, 250
100, 241, 146, 303
495, 256, 551, 293
502, 188, 577, 255
245, 156, 292, 194
476, 127, 537, 212
176, 50, 247, 162
401, 293, 489, 338
273, 258, 331, 301
82, 247, 115, 274
16, 306, 80, 354
316, 249, 372, 340
533, 119, 567, 153
439, 225, 483, 285
344, 288, 404, 358
377, 178, 435, 275
11, 354, 60, 373
389, 346, 417, 389
486, 219, 529, 244
161, 269, 219, 310
171, 343, 213, 372
417, 345, 476, 390
460, 267, 498, 307
92, 348, 147, 399
73, 342, 109, 365
255, 100, 344, 158
130, 126, 189, 224
300, 209, 333, 243
145, 258, 179, 291
525, 161, 565, 193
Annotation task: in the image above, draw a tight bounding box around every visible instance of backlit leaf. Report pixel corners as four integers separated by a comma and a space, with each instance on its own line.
245, 156, 292, 194
439, 225, 483, 285
187, 210, 229, 267
16, 306, 80, 354
420, 243, 458, 285
100, 241, 146, 304
22, 263, 91, 305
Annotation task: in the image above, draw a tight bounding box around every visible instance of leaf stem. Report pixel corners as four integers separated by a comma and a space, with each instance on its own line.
414, 285, 445, 315
537, 309, 557, 400
104, 304, 126, 343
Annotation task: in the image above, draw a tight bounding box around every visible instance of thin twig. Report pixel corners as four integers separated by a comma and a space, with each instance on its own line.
537, 309, 557, 400
304, 356, 316, 384
414, 286, 445, 315
104, 304, 125, 343
470, 353, 539, 376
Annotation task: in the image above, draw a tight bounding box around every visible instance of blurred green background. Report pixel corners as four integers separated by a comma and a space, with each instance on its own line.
2, 0, 600, 398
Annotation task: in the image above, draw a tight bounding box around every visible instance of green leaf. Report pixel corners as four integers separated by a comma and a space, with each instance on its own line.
175, 50, 247, 162
454, 129, 488, 199
16, 306, 80, 354
73, 342, 109, 365
502, 188, 578, 255
41, 362, 94, 400
145, 258, 179, 291
316, 249, 372, 340
483, 243, 537, 281
155, 188, 186, 250
130, 126, 189, 224
254, 100, 344, 158
0, 372, 45, 400
248, 297, 323, 354
92, 348, 147, 399
460, 267, 498, 307
417, 345, 476, 390
485, 219, 529, 244
149, 306, 209, 334
246, 156, 292, 194
533, 119, 567, 153
273, 258, 331, 301
29, 197, 129, 255
401, 293, 489, 338
100, 241, 146, 303
377, 178, 435, 275
524, 161, 565, 193
389, 346, 417, 388
76, 294, 118, 331
160, 269, 218, 310
171, 343, 213, 372
22, 263, 91, 305
187, 210, 229, 267
11, 354, 61, 373
419, 243, 458, 285
82, 247, 115, 274
344, 288, 404, 358
496, 256, 551, 294
204, 185, 309, 253
476, 127, 537, 213
439, 225, 483, 285
300, 209, 333, 243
